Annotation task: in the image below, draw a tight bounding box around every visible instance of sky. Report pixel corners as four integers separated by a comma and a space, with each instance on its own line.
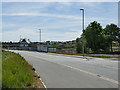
2, 2, 118, 42
118, 1, 120, 27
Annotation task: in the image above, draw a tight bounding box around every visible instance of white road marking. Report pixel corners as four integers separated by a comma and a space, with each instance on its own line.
24, 53, 119, 85
22, 51, 118, 70
61, 64, 119, 85
9, 50, 119, 85
35, 70, 47, 89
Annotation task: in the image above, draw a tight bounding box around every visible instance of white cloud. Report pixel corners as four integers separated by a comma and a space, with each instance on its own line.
118, 1, 120, 27
3, 12, 116, 23
2, 1, 118, 42
2, 28, 38, 42
2, 2, 52, 14
43, 31, 82, 41
58, 2, 72, 6
3, 12, 81, 20
81, 2, 102, 7
2, 27, 82, 42
3, 23, 18, 28
2, 11, 117, 33
2, 0, 119, 2
2, 13, 117, 42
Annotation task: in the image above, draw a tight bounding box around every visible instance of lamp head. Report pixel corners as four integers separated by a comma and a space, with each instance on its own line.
80, 9, 84, 10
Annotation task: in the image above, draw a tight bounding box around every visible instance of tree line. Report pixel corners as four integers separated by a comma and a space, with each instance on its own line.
76, 21, 120, 54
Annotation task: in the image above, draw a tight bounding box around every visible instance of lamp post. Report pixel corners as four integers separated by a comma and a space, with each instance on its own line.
39, 29, 41, 51
80, 8, 84, 57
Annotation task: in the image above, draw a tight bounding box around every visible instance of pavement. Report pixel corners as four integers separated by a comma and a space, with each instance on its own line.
10, 50, 119, 88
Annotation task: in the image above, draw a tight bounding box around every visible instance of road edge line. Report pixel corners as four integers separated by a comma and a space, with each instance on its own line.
34, 70, 47, 89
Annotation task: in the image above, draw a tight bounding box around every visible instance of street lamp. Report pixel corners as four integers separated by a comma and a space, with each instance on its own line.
80, 8, 84, 57
39, 29, 41, 51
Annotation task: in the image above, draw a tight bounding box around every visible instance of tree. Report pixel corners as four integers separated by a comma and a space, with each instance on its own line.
76, 38, 82, 53
118, 28, 120, 45
84, 21, 105, 53
104, 24, 119, 52
76, 36, 88, 53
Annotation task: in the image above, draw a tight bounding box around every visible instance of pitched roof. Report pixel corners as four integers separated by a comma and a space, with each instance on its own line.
19, 38, 31, 44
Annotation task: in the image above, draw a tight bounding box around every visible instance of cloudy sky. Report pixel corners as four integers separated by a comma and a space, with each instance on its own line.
2, 2, 118, 42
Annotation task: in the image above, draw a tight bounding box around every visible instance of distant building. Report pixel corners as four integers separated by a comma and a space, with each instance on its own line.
2, 41, 19, 50
48, 47, 56, 52
37, 45, 56, 52
2, 38, 76, 53
19, 38, 31, 50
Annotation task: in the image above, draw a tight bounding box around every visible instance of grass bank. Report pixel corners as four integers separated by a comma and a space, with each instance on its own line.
2, 50, 34, 88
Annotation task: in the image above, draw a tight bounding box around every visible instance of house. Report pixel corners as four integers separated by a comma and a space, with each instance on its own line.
19, 38, 31, 50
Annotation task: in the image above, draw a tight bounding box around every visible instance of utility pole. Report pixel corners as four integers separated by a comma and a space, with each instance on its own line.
80, 8, 84, 57
20, 35, 21, 41
39, 29, 41, 51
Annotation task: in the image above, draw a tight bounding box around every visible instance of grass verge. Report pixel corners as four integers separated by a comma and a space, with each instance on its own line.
54, 52, 111, 58
2, 50, 34, 88
85, 55, 110, 58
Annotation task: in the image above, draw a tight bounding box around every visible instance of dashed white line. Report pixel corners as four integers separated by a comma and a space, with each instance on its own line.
28, 54, 119, 85
10, 50, 119, 86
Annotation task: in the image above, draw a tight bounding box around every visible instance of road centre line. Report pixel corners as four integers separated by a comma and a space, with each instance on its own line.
22, 51, 118, 70
22, 53, 119, 85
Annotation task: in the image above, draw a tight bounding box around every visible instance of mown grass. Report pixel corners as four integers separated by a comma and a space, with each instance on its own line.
2, 50, 34, 88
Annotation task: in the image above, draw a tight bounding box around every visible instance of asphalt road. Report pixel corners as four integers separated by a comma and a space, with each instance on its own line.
10, 50, 119, 88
